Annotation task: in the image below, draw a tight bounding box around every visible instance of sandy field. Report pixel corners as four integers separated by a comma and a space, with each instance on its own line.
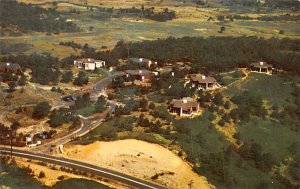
62, 139, 215, 189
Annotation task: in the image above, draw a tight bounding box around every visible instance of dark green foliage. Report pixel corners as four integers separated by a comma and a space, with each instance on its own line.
38, 171, 45, 178
145, 8, 176, 22
59, 41, 82, 49
32, 101, 51, 119
17, 74, 26, 86
122, 36, 300, 73
95, 96, 107, 113
288, 157, 300, 181
3, 53, 60, 85
149, 102, 155, 109
0, 1, 80, 33
218, 119, 226, 127
73, 71, 89, 86
230, 92, 267, 122
139, 98, 148, 111
238, 143, 276, 172
114, 105, 131, 117
224, 101, 231, 109
48, 108, 76, 128
165, 82, 193, 98
72, 93, 91, 109
213, 92, 224, 106
61, 71, 73, 83
8, 81, 16, 92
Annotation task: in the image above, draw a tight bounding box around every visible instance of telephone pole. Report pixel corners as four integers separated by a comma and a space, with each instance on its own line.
9, 128, 12, 159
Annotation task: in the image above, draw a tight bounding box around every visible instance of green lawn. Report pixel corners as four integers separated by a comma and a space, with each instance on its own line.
75, 106, 96, 117
224, 73, 295, 107
238, 117, 299, 162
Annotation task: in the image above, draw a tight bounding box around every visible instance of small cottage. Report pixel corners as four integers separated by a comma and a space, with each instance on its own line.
74, 58, 105, 71
169, 97, 199, 116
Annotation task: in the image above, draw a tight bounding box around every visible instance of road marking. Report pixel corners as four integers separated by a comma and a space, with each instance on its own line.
0, 150, 162, 189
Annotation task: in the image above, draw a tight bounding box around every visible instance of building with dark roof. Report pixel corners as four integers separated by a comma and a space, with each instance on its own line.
0, 62, 22, 74
190, 74, 220, 90
250, 61, 273, 74
74, 58, 105, 71
128, 58, 156, 68
124, 69, 154, 81
169, 97, 199, 116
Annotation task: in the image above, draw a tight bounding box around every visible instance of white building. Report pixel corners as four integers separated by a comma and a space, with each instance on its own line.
74, 58, 105, 71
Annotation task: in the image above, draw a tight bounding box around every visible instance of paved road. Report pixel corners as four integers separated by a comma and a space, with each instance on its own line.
35, 71, 124, 153
0, 147, 166, 189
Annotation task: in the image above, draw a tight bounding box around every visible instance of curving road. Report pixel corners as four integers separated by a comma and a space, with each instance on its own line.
35, 71, 125, 153
0, 147, 166, 189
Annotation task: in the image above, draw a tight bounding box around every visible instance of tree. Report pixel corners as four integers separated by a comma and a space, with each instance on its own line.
18, 74, 26, 86
149, 102, 155, 109
95, 96, 107, 113
32, 101, 51, 119
8, 81, 16, 92
73, 71, 88, 86
217, 15, 225, 22
38, 171, 45, 178
140, 98, 148, 111
213, 92, 224, 106
218, 119, 226, 127
224, 101, 230, 110
219, 26, 226, 33
61, 71, 73, 83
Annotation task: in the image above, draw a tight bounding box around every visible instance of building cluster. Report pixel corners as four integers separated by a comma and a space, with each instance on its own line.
0, 57, 274, 118
74, 58, 105, 71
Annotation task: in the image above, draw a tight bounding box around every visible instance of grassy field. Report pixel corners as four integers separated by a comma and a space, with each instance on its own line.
224, 73, 296, 107
1, 1, 299, 58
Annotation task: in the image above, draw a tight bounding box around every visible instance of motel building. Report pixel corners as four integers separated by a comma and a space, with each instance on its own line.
250, 61, 273, 74
169, 97, 199, 116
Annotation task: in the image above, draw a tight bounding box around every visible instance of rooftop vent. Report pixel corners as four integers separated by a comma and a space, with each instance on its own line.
260, 61, 264, 65
201, 75, 206, 79
183, 98, 188, 103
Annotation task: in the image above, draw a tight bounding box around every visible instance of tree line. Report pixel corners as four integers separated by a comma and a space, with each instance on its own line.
0, 1, 80, 33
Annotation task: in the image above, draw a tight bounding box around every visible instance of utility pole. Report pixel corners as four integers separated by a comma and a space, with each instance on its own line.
188, 180, 194, 189
9, 128, 12, 159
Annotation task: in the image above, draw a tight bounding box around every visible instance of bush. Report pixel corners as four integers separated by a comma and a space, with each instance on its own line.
32, 101, 51, 119
38, 171, 45, 178
218, 119, 226, 127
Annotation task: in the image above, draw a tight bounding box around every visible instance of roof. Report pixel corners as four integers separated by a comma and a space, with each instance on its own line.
125, 69, 153, 76
75, 58, 102, 63
0, 62, 21, 70
170, 97, 198, 111
190, 74, 216, 84
250, 62, 273, 68
129, 58, 151, 64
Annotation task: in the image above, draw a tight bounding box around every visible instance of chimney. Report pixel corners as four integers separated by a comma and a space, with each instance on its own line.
88, 58, 91, 62
183, 98, 188, 103
260, 61, 264, 65
201, 75, 206, 79
139, 70, 142, 74
139, 58, 143, 62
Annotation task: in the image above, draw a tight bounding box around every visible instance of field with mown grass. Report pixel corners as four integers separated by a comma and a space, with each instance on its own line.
1, 0, 299, 58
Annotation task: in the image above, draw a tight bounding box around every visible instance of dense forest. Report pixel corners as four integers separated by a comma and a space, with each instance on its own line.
226, 0, 300, 10
88, 36, 300, 74
0, 1, 80, 33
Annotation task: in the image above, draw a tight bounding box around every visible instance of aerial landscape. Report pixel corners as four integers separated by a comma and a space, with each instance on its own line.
0, 0, 299, 188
